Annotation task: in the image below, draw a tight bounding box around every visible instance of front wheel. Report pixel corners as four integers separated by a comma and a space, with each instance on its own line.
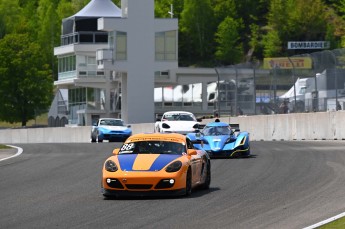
185, 168, 192, 196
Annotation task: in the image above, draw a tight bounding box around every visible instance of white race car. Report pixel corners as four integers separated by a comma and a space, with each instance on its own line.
155, 111, 202, 135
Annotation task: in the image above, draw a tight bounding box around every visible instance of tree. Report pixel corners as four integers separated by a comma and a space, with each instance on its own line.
0, 34, 53, 126
262, 29, 282, 57
154, 0, 183, 18
215, 17, 243, 64
0, 0, 23, 36
37, 0, 60, 80
263, 0, 329, 57
179, 0, 215, 66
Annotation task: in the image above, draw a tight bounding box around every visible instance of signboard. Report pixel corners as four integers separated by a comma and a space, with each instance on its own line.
263, 57, 312, 69
288, 41, 330, 50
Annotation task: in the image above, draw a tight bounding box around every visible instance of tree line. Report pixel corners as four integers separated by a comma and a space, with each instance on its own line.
1, 0, 345, 125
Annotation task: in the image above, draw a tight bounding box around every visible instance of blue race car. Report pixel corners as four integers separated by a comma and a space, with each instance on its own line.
186, 119, 250, 158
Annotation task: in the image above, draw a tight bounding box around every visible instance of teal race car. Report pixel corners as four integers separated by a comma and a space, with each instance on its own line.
186, 119, 250, 158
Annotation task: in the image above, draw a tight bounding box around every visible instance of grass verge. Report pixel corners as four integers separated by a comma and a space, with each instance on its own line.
0, 113, 48, 128
0, 144, 11, 149
318, 217, 345, 228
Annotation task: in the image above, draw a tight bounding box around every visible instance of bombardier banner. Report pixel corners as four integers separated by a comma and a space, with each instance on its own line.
288, 41, 330, 50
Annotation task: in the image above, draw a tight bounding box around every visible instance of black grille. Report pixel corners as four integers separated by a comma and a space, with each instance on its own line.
125, 184, 153, 190
155, 180, 174, 189
106, 179, 124, 189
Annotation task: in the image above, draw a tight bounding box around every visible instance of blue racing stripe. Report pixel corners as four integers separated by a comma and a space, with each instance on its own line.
149, 155, 181, 171
118, 154, 138, 171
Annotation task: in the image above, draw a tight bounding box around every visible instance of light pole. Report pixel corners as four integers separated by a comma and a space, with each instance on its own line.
214, 67, 220, 117
326, 50, 338, 110
287, 57, 297, 112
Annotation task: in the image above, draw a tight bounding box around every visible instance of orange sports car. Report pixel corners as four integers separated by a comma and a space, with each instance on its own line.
101, 133, 211, 198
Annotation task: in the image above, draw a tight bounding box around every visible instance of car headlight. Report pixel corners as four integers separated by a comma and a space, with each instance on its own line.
162, 123, 170, 129
165, 161, 182, 172
225, 137, 235, 143
105, 160, 118, 172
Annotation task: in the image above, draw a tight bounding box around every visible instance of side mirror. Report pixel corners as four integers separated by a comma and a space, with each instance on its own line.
187, 149, 198, 156
113, 148, 120, 155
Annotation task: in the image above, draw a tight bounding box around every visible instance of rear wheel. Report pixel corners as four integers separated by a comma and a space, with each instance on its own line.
91, 135, 97, 143
202, 161, 211, 190
185, 168, 192, 196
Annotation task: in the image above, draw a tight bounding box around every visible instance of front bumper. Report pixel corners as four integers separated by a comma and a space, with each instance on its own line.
102, 133, 131, 141
102, 187, 186, 197
102, 169, 187, 197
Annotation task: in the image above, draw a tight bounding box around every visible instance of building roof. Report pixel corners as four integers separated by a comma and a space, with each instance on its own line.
68, 0, 121, 19
62, 0, 122, 35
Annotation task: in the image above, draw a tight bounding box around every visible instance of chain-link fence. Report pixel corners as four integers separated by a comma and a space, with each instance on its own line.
214, 48, 345, 116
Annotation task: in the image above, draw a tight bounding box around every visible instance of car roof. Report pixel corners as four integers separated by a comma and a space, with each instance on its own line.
206, 121, 229, 127
163, 111, 194, 115
99, 118, 123, 121
125, 133, 186, 143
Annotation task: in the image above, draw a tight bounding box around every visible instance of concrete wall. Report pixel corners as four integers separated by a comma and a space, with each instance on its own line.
1, 111, 344, 144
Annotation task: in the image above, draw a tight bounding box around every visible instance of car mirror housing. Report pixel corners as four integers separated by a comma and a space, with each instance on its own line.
187, 149, 198, 156
113, 148, 120, 155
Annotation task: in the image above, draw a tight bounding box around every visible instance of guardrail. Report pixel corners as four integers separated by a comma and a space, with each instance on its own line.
0, 111, 344, 144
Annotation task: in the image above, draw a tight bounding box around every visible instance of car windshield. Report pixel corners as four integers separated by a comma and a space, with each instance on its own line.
163, 113, 196, 121
203, 126, 230, 136
99, 119, 124, 126
119, 141, 186, 155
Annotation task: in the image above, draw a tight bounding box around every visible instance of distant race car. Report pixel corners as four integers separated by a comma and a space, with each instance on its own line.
155, 111, 202, 135
187, 119, 250, 158
91, 118, 132, 143
101, 132, 211, 198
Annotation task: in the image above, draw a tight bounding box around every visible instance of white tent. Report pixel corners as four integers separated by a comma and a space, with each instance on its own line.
62, 0, 122, 35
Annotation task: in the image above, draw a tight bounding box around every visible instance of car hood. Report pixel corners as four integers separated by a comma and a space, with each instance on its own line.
162, 121, 198, 130
117, 154, 181, 171
202, 135, 234, 151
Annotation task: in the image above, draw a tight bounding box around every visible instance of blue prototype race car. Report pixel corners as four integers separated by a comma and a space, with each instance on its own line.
186, 119, 250, 158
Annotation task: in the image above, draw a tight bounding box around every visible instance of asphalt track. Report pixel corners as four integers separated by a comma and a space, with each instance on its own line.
1, 141, 345, 229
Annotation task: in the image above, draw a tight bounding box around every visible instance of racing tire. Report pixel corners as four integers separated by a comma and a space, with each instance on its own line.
185, 168, 192, 196
91, 135, 97, 143
202, 162, 211, 190
98, 137, 103, 143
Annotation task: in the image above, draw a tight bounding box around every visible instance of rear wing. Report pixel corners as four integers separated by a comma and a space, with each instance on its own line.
230, 124, 240, 132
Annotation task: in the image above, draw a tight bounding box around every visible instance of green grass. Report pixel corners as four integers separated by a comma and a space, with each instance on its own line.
318, 217, 345, 229
0, 144, 11, 149
0, 113, 48, 128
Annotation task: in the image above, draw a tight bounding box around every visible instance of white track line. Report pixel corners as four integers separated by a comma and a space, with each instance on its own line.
303, 212, 345, 229
0, 145, 23, 162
